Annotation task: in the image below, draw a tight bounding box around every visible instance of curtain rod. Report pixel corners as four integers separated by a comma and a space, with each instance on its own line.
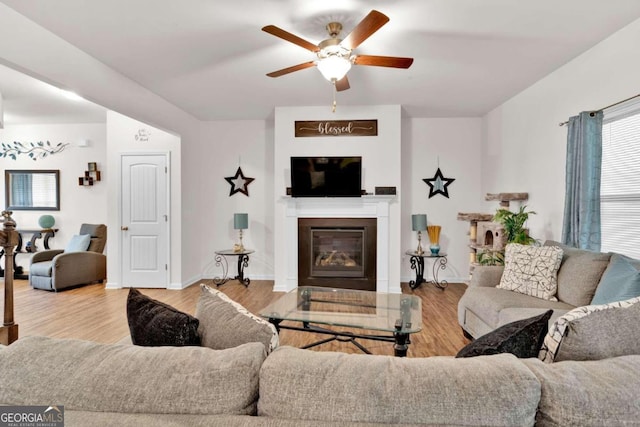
558, 93, 640, 126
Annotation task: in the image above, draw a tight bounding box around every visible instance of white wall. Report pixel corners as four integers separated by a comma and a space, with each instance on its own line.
401, 118, 483, 282
7, 4, 637, 289
273, 105, 402, 290
483, 17, 640, 242
0, 3, 201, 287
189, 120, 274, 283
0, 123, 107, 269
105, 111, 182, 289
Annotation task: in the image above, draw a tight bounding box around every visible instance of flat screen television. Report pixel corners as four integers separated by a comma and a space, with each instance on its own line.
291, 156, 362, 197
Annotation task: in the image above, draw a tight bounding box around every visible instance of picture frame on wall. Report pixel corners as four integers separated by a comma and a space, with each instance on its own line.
88, 162, 97, 171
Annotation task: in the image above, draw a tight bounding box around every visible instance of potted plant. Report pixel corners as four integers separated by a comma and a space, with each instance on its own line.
477, 205, 536, 266
493, 205, 536, 245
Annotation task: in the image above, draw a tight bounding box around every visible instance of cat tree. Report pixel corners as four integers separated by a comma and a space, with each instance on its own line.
457, 192, 529, 274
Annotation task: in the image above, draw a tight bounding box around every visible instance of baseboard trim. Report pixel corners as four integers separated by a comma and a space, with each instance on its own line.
105, 281, 121, 290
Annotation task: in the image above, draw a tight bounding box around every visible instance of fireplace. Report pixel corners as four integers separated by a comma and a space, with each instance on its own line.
279, 195, 396, 293
298, 218, 377, 291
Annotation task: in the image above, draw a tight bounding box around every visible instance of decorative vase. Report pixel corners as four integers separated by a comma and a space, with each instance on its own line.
427, 225, 442, 255
38, 215, 55, 229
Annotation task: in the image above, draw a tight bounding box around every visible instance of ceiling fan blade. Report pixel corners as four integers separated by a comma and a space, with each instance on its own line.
262, 25, 319, 52
266, 61, 316, 78
354, 55, 414, 68
341, 10, 390, 50
335, 76, 350, 91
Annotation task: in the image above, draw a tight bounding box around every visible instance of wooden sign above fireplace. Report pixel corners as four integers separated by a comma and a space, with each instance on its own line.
294, 120, 378, 137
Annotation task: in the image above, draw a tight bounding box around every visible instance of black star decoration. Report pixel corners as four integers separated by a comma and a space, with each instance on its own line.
423, 168, 455, 199
225, 167, 255, 197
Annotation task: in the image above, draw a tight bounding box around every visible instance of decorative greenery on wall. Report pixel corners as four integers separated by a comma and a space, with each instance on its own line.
0, 141, 69, 160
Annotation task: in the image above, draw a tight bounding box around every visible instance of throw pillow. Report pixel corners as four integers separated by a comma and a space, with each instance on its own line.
497, 244, 563, 301
543, 240, 611, 306
591, 254, 640, 305
456, 310, 553, 358
126, 288, 201, 347
65, 234, 91, 253
196, 284, 278, 353
538, 296, 640, 363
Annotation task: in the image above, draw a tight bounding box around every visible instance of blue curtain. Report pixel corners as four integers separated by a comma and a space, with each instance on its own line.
561, 111, 603, 250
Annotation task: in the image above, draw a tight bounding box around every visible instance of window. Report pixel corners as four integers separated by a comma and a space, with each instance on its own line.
601, 100, 640, 259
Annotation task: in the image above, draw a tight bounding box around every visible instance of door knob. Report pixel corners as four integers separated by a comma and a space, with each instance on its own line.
121, 226, 129, 231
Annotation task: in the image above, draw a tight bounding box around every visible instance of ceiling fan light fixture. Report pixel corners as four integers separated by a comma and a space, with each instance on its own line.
317, 55, 352, 82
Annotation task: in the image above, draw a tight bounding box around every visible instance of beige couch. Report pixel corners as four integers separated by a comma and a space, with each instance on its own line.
458, 241, 613, 339
2, 335, 640, 426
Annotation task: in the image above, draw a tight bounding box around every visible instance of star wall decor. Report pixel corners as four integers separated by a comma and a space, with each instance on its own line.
423, 168, 455, 199
225, 167, 255, 197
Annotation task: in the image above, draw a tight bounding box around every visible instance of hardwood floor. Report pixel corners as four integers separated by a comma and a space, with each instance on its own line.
1, 279, 470, 357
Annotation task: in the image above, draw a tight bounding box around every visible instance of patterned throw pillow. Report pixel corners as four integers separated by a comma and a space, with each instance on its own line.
497, 244, 563, 301
538, 296, 640, 363
196, 284, 279, 353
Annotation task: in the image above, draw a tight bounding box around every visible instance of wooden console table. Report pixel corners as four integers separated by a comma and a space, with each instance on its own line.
17, 228, 59, 252
0, 228, 59, 279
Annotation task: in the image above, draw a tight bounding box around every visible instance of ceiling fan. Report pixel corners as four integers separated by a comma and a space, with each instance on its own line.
262, 10, 414, 92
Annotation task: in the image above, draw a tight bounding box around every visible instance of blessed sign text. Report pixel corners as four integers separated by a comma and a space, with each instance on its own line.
294, 120, 378, 137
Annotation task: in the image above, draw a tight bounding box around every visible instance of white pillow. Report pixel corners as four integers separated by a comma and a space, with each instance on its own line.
497, 244, 563, 301
65, 234, 91, 253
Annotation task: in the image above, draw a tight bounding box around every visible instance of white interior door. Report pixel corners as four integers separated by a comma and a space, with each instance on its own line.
121, 153, 169, 288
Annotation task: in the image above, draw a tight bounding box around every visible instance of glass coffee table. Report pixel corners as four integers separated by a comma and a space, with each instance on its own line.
260, 286, 422, 357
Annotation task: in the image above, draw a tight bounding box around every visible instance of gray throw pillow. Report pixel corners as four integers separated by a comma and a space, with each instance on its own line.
126, 288, 201, 347
195, 284, 278, 353
544, 240, 611, 306
539, 296, 640, 362
456, 310, 553, 358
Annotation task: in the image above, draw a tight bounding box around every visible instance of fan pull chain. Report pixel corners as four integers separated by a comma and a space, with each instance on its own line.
332, 81, 337, 113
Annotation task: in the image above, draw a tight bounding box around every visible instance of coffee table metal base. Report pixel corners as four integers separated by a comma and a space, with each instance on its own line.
267, 319, 411, 357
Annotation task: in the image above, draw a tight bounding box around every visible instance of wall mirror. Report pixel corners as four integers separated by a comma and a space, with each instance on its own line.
4, 170, 60, 211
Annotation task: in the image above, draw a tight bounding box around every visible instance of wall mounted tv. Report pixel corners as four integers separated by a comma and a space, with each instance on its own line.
291, 156, 362, 197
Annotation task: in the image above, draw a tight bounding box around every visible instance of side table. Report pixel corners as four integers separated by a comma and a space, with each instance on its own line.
213, 249, 254, 287
405, 250, 448, 290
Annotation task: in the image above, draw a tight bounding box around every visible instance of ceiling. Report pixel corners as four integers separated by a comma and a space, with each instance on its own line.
2, 0, 640, 124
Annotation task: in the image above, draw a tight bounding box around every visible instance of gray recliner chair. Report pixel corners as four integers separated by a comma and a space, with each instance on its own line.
29, 224, 107, 292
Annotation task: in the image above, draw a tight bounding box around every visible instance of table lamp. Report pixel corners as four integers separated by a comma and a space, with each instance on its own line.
411, 214, 427, 255
234, 213, 248, 252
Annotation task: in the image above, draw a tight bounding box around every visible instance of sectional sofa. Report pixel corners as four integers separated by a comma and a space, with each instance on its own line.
1, 335, 639, 426
458, 240, 636, 339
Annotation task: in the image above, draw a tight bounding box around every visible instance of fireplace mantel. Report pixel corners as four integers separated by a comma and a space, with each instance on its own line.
280, 195, 396, 293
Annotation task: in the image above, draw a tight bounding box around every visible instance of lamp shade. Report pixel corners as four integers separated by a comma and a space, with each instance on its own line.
411, 214, 427, 231
234, 213, 248, 230
317, 56, 352, 81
